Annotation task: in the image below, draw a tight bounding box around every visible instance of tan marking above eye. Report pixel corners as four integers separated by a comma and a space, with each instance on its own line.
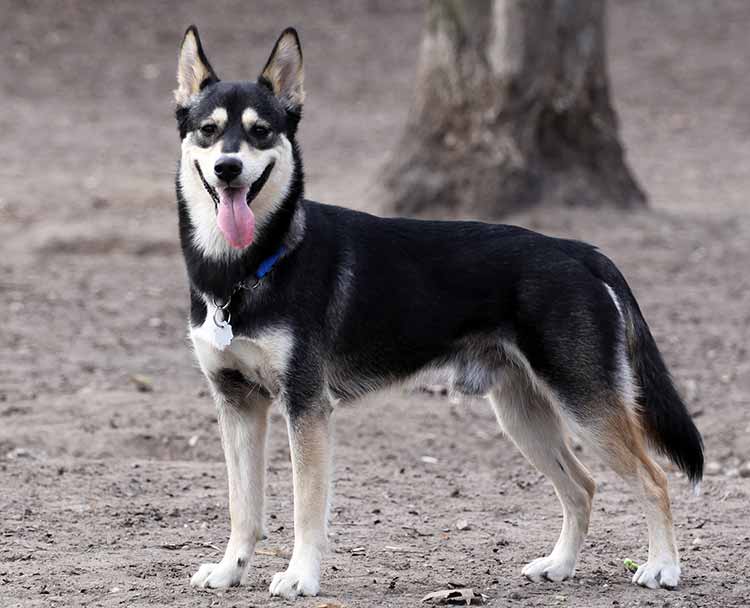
242, 108, 258, 130
242, 107, 273, 132
204, 107, 228, 129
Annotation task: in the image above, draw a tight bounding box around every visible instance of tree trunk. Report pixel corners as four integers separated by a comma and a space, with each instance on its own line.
381, 0, 646, 218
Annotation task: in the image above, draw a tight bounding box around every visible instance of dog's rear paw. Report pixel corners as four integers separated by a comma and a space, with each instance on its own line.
190, 561, 245, 589
269, 568, 320, 599
522, 555, 576, 583
632, 559, 680, 590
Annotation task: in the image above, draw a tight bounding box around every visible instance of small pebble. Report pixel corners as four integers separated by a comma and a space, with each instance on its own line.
739, 462, 750, 478
705, 461, 722, 476
725, 456, 741, 468
6, 447, 33, 460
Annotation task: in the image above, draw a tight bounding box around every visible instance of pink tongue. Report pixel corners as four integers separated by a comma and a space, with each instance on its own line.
216, 187, 255, 249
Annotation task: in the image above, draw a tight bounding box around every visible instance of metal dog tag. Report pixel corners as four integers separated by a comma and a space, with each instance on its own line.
212, 318, 234, 350
211, 307, 234, 351
195, 302, 234, 351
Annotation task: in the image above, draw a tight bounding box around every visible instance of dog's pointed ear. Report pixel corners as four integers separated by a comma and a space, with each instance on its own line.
258, 28, 305, 112
175, 25, 219, 107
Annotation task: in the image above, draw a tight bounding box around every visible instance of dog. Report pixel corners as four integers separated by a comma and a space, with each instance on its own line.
173, 25, 704, 599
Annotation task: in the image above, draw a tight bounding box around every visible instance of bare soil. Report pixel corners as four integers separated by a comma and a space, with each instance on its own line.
1, 1, 748, 607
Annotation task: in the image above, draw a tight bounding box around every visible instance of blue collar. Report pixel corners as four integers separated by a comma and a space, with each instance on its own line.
211, 244, 286, 311
255, 244, 286, 280
240, 244, 287, 291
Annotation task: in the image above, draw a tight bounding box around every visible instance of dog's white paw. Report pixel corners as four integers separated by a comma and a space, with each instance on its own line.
269, 568, 320, 599
632, 558, 680, 590
522, 554, 576, 582
190, 560, 246, 589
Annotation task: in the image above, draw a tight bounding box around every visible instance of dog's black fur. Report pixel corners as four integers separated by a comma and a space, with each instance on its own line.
181, 194, 703, 480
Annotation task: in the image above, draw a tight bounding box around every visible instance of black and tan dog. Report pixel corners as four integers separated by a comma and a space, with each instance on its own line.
174, 26, 703, 599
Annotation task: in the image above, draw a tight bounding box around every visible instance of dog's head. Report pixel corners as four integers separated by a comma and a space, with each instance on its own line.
175, 26, 304, 257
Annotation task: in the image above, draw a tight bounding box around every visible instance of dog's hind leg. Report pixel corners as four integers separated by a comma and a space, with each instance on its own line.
190, 370, 272, 589
591, 405, 680, 589
489, 372, 596, 582
269, 404, 332, 599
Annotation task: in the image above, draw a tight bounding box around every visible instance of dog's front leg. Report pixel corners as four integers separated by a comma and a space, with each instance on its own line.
269, 404, 332, 599
191, 380, 271, 589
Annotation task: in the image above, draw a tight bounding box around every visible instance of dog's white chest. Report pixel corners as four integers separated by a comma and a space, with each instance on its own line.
191, 309, 294, 395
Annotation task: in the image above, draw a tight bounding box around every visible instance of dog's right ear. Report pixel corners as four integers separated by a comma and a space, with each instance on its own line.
175, 25, 219, 107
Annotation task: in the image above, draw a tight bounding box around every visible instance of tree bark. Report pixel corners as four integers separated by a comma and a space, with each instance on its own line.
382, 0, 646, 218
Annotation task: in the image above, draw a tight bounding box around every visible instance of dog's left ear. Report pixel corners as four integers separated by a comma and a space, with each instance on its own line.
259, 28, 305, 113
175, 25, 219, 107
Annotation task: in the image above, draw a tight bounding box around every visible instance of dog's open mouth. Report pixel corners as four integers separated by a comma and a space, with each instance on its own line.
194, 161, 275, 249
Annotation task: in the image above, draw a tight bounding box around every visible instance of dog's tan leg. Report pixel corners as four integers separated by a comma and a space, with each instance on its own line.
269, 406, 332, 599
597, 408, 680, 589
489, 375, 595, 582
191, 379, 271, 589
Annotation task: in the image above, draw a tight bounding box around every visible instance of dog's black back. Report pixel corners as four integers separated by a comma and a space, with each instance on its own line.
184, 189, 703, 485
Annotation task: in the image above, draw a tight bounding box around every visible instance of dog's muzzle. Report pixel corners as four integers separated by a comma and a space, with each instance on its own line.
195, 160, 275, 212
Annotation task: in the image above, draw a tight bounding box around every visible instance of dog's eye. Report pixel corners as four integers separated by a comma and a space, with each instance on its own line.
199, 124, 218, 137
250, 125, 271, 139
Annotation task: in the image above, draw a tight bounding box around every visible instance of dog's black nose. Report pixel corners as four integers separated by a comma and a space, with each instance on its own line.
214, 157, 243, 183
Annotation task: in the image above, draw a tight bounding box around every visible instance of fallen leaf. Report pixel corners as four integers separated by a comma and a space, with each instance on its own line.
130, 374, 154, 392
421, 588, 486, 605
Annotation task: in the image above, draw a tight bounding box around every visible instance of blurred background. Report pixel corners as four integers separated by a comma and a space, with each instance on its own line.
1, 2, 748, 607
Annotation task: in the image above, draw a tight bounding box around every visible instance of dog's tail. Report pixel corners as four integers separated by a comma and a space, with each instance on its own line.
626, 292, 704, 485
573, 245, 704, 487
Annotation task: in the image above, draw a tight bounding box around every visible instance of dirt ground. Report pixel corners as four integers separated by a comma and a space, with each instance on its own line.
1, 1, 749, 607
